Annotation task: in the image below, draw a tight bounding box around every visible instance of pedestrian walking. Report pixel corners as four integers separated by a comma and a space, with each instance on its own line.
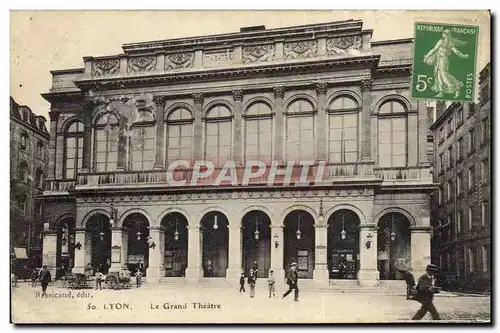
95, 269, 103, 290
38, 265, 52, 296
239, 272, 246, 292
282, 262, 299, 302
31, 268, 38, 287
135, 268, 143, 288
268, 270, 276, 298
397, 268, 416, 300
252, 260, 259, 280
411, 264, 441, 320
248, 268, 256, 298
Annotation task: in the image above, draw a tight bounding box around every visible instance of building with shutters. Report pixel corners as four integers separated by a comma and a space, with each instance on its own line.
40, 20, 436, 287
430, 63, 491, 293
10, 96, 50, 273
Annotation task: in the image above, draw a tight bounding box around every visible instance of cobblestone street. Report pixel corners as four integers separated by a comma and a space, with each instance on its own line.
11, 283, 491, 324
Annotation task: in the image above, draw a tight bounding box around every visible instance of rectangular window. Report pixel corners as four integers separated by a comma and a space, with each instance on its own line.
438, 187, 442, 205
482, 246, 488, 272
130, 126, 155, 171
457, 107, 464, 125
329, 113, 358, 163
446, 181, 452, 202
447, 117, 453, 136
468, 207, 473, 230
439, 127, 444, 143
167, 123, 193, 165
457, 172, 463, 194
20, 133, 27, 150
482, 118, 488, 143
468, 247, 474, 272
378, 118, 407, 167
448, 145, 453, 169
457, 137, 463, 160
439, 154, 444, 174
457, 210, 462, 233
468, 166, 475, 190
469, 129, 475, 154
245, 118, 273, 164
481, 201, 488, 226
481, 159, 488, 182
65, 137, 84, 179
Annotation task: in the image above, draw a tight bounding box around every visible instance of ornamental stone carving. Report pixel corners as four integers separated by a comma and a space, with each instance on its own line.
192, 92, 204, 105
326, 35, 362, 55
153, 95, 166, 108
232, 89, 243, 101
315, 82, 328, 96
361, 79, 372, 92
127, 56, 157, 73
242, 44, 275, 64
273, 86, 285, 99
92, 58, 120, 76
283, 40, 317, 60
165, 52, 194, 70
203, 50, 233, 67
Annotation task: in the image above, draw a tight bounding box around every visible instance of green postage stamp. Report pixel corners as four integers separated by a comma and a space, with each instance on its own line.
412, 22, 479, 102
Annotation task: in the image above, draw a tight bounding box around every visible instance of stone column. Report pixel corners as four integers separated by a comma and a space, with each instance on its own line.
73, 229, 87, 274
232, 90, 243, 165
313, 224, 329, 285
192, 93, 204, 161
153, 95, 166, 169
360, 79, 373, 162
185, 225, 202, 281
410, 226, 432, 279
110, 227, 127, 272
47, 112, 59, 180
227, 224, 242, 279
42, 231, 58, 278
146, 226, 165, 283
357, 225, 379, 286
270, 225, 285, 283
315, 83, 328, 162
418, 100, 430, 166
273, 86, 285, 163
81, 101, 96, 172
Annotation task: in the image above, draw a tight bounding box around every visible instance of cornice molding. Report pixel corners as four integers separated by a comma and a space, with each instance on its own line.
41, 91, 83, 103
74, 55, 381, 91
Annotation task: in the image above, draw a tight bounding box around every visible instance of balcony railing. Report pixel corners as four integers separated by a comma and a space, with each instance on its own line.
44, 164, 433, 192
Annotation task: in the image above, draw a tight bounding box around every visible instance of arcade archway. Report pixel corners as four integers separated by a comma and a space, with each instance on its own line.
327, 209, 360, 279
200, 211, 229, 277
85, 213, 111, 274
123, 213, 150, 276
283, 210, 315, 279
377, 212, 411, 280
241, 210, 271, 278
161, 212, 189, 277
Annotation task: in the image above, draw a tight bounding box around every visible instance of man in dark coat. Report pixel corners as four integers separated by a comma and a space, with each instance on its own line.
411, 264, 441, 320
38, 265, 52, 296
282, 262, 299, 302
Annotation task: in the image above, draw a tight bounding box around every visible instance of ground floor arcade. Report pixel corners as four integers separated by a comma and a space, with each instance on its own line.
41, 190, 432, 285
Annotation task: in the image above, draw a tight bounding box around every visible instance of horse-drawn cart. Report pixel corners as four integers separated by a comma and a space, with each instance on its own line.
61, 273, 92, 289
105, 270, 131, 290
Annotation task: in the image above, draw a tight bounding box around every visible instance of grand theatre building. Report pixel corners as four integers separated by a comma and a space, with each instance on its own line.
40, 20, 436, 287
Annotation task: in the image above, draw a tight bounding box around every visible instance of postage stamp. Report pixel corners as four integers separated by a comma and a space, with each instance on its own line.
411, 22, 479, 103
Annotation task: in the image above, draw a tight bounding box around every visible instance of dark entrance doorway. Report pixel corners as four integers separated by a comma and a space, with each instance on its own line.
327, 209, 360, 279
377, 212, 411, 280
284, 210, 315, 279
242, 210, 271, 278
123, 213, 150, 276
86, 214, 111, 275
201, 211, 229, 277
161, 212, 188, 277
56, 217, 75, 279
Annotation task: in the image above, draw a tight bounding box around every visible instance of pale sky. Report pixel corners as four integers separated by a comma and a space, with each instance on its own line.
10, 10, 490, 120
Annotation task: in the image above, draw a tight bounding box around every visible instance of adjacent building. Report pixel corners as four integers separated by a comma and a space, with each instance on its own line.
40, 20, 436, 286
10, 96, 50, 272
430, 63, 491, 292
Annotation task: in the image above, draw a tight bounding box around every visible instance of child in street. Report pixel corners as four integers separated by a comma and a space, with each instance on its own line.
239, 272, 246, 292
268, 269, 276, 298
248, 268, 256, 298
135, 268, 143, 288
95, 269, 103, 290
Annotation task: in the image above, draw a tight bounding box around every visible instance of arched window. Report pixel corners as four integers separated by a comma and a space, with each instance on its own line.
94, 113, 119, 172
378, 100, 407, 167
205, 105, 232, 167
328, 96, 359, 163
245, 102, 273, 163
64, 121, 84, 179
285, 99, 315, 162
166, 108, 193, 165
129, 111, 155, 171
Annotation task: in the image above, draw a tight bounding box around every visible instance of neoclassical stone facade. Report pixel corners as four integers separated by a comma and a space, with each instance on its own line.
40, 20, 436, 285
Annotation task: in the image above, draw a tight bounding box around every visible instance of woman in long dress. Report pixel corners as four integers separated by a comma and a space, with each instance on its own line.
423, 29, 469, 98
